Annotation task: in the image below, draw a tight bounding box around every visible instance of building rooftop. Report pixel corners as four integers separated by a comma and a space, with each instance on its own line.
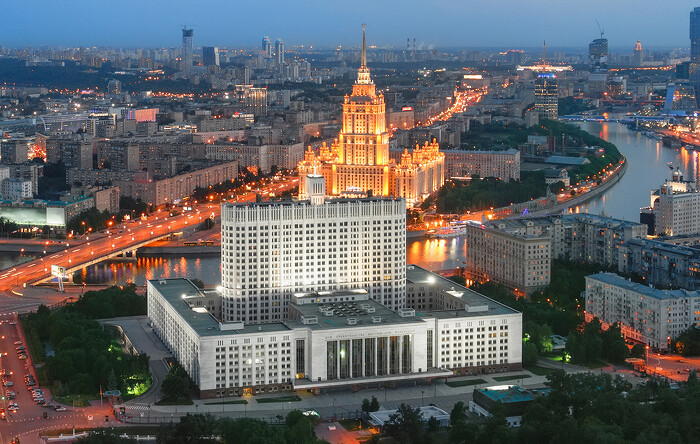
223, 195, 402, 210
545, 155, 591, 166
287, 297, 422, 330
627, 238, 699, 258
148, 279, 291, 337
440, 148, 520, 155
587, 272, 700, 300
477, 385, 536, 404
406, 264, 520, 317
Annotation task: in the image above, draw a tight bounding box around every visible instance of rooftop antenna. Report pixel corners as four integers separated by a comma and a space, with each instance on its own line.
595, 19, 605, 39
361, 23, 367, 68
542, 40, 546, 69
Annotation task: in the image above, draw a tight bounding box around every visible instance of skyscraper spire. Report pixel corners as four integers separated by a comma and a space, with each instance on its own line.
356, 23, 372, 85
361, 23, 367, 69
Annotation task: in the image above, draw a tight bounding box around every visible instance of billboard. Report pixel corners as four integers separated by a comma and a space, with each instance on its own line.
51, 265, 66, 278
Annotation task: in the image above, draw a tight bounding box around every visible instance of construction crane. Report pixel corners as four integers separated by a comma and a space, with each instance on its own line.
596, 19, 605, 39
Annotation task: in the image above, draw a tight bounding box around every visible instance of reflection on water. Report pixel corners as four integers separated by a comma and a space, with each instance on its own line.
76, 256, 221, 286
576, 122, 700, 220
407, 237, 466, 270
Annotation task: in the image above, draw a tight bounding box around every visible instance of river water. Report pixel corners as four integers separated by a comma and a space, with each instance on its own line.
28, 122, 700, 286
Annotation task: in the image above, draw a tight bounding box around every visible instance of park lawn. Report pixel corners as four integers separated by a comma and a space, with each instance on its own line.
204, 399, 248, 405
256, 395, 302, 404
339, 419, 366, 431
53, 393, 96, 407
493, 374, 532, 382
445, 378, 487, 388
524, 365, 558, 376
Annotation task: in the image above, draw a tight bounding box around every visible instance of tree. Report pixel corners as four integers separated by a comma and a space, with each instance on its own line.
361, 398, 372, 414
426, 416, 440, 433
369, 395, 380, 412
161, 365, 190, 402
522, 341, 538, 367
450, 401, 468, 426
385, 403, 426, 444
630, 343, 646, 359
190, 279, 205, 289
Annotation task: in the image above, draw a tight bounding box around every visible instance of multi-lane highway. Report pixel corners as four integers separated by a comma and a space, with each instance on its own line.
0, 176, 299, 293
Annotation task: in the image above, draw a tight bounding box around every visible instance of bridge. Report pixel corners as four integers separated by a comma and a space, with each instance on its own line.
0, 206, 219, 291
559, 115, 675, 124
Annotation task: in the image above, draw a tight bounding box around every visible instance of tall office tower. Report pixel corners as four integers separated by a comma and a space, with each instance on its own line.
534, 73, 558, 120
275, 39, 285, 65
262, 36, 272, 58
107, 79, 122, 95
589, 38, 608, 70
298, 25, 444, 207
692, 7, 700, 62
235, 84, 268, 116
181, 27, 194, 73
632, 41, 644, 67
220, 175, 407, 324
202, 46, 220, 67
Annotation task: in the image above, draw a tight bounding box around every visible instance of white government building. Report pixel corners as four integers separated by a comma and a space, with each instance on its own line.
147, 175, 522, 398
220, 175, 407, 323
585, 272, 700, 349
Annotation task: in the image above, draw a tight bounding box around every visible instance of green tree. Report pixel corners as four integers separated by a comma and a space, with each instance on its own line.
369, 395, 380, 412
385, 403, 426, 444
450, 401, 468, 426
76, 429, 136, 443
160, 365, 190, 402
361, 398, 372, 413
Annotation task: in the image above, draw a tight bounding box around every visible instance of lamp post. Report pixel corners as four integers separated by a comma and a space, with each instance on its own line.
421, 390, 424, 406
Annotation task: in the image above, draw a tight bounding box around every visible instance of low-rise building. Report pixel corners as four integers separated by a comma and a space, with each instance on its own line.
470, 385, 538, 428
1, 178, 32, 201
439, 149, 521, 181
585, 272, 700, 349
147, 269, 522, 398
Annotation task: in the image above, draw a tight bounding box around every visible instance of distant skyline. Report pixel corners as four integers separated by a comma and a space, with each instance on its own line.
4, 1, 700, 50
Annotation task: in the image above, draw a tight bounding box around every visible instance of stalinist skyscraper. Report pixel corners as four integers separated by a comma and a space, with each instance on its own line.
299, 25, 444, 207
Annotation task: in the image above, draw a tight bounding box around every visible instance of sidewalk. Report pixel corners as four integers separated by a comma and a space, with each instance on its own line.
144, 369, 551, 417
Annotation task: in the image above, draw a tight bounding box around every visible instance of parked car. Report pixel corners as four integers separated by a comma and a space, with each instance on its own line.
3, 381, 13, 387
54, 406, 66, 412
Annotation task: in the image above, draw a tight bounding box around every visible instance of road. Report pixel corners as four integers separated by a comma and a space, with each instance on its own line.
0, 176, 299, 293
0, 313, 114, 444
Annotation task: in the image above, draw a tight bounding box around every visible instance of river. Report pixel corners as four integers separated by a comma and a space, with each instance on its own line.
38, 122, 700, 286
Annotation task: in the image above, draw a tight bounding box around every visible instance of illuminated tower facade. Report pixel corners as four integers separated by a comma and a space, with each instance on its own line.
298, 25, 444, 207
692, 8, 700, 62
534, 73, 558, 120
262, 36, 272, 58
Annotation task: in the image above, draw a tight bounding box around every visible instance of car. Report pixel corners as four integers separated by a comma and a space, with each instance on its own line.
13, 341, 21, 346
8, 321, 17, 325
327, 425, 336, 431
18, 355, 27, 360
54, 406, 66, 412
685, 368, 691, 372
1, 370, 9, 377
43, 404, 53, 409
3, 381, 13, 387
15, 346, 25, 351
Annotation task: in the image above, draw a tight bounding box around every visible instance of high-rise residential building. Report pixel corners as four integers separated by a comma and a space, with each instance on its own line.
585, 273, 700, 350
298, 25, 444, 207
235, 84, 268, 117
647, 177, 700, 236
220, 175, 407, 324
632, 41, 644, 67
262, 36, 272, 58
181, 27, 194, 73
534, 73, 558, 120
0, 139, 29, 164
622, 238, 700, 290
107, 79, 122, 95
202, 46, 220, 67
691, 7, 700, 63
589, 38, 608, 70
275, 39, 285, 65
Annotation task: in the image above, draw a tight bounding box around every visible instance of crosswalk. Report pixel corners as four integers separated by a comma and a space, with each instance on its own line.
123, 404, 150, 411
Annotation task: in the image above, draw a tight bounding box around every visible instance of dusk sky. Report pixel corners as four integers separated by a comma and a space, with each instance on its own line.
5, 1, 700, 50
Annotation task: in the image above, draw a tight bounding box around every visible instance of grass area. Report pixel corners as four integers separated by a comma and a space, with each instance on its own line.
204, 399, 248, 405
255, 395, 302, 404
524, 365, 558, 376
53, 393, 95, 407
445, 378, 487, 388
580, 360, 608, 369
155, 397, 194, 406
41, 426, 164, 438
339, 419, 364, 431
493, 374, 532, 382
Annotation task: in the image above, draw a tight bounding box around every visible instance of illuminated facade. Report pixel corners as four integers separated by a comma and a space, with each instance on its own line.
298, 25, 444, 207
534, 74, 558, 120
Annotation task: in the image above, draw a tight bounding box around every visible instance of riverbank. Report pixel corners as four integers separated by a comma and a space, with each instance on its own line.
526, 157, 628, 217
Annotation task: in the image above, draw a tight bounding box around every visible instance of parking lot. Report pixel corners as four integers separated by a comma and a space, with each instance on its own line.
0, 314, 79, 443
